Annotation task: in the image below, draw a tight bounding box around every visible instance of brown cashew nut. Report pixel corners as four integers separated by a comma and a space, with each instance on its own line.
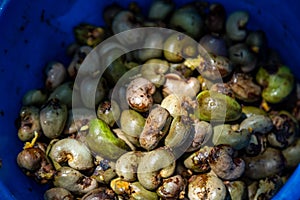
208, 144, 245, 180
139, 105, 171, 150
126, 77, 156, 112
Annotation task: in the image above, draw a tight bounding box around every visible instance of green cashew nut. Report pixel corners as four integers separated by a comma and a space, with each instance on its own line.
49, 81, 73, 108
213, 124, 250, 150
141, 59, 169, 87
120, 109, 145, 147
86, 118, 129, 160
137, 147, 175, 190
256, 64, 294, 103
226, 11, 249, 41
196, 90, 242, 122
22, 89, 48, 107
148, 0, 174, 20
169, 6, 203, 38
163, 33, 198, 62
54, 167, 98, 195
165, 116, 192, 149
115, 151, 145, 182
48, 138, 94, 171
18, 106, 41, 142
40, 98, 68, 139
239, 114, 273, 134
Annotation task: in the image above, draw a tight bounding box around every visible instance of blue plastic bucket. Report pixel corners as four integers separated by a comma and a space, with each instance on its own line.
0, 0, 299, 199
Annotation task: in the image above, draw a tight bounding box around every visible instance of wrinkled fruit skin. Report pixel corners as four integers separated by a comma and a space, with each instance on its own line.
126, 77, 156, 112
208, 145, 245, 180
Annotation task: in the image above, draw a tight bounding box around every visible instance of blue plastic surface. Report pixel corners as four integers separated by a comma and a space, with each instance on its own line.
0, 0, 299, 199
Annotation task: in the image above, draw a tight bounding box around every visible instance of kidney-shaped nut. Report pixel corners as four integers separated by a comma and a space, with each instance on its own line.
169, 7, 203, 39
268, 110, 299, 148
141, 59, 169, 87
17, 147, 44, 172
49, 81, 73, 108
243, 148, 285, 180
184, 146, 212, 173
17, 146, 55, 184
86, 118, 129, 160
22, 89, 48, 107
213, 124, 250, 150
163, 33, 198, 63
44, 187, 74, 200
196, 90, 242, 122
226, 11, 249, 41
239, 114, 273, 134
156, 175, 185, 199
229, 43, 257, 73
126, 77, 156, 112
17, 106, 41, 142
256, 64, 294, 104
208, 145, 245, 180
120, 109, 145, 147
137, 147, 175, 190
45, 61, 67, 91
161, 94, 195, 118
139, 105, 171, 150
112, 10, 144, 45
188, 173, 227, 200
40, 98, 68, 139
64, 108, 95, 135
48, 138, 94, 171
115, 151, 145, 182
148, 0, 174, 20
165, 115, 192, 150
199, 34, 228, 57
163, 73, 200, 98
54, 166, 98, 195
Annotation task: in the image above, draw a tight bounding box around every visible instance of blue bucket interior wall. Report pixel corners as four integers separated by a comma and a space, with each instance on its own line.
0, 0, 299, 199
